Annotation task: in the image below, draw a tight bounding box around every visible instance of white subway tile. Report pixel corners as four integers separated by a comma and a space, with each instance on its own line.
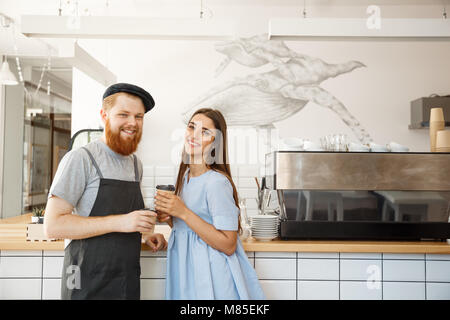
0, 279, 41, 299
340, 281, 382, 300
426, 261, 450, 282
143, 197, 154, 209
140, 250, 167, 257
141, 279, 166, 300
298, 281, 339, 300
238, 188, 258, 199
43, 251, 64, 257
238, 177, 259, 189
43, 257, 64, 278
0, 257, 42, 278
141, 177, 154, 188
1, 250, 42, 256
42, 279, 62, 300
383, 254, 424, 260
340, 253, 382, 260
426, 283, 450, 300
155, 177, 175, 186
260, 280, 296, 300
340, 259, 382, 281
383, 260, 425, 282
140, 257, 167, 278
155, 166, 175, 177
246, 251, 255, 259
141, 187, 155, 198
298, 259, 339, 280
246, 209, 259, 217
255, 259, 296, 280
243, 198, 258, 210
142, 166, 154, 177
426, 254, 450, 261
383, 282, 425, 300
298, 252, 339, 259
230, 166, 238, 177
255, 252, 296, 259
238, 166, 260, 178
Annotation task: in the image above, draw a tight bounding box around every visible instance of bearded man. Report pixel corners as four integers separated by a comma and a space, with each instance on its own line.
44, 83, 166, 300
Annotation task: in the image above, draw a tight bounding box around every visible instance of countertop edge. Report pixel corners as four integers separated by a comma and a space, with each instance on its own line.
1, 238, 450, 254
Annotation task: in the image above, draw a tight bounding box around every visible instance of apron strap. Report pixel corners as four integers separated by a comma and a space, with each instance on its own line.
82, 147, 104, 179
133, 154, 139, 182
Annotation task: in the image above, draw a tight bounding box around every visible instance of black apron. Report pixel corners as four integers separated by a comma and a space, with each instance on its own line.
61, 147, 144, 300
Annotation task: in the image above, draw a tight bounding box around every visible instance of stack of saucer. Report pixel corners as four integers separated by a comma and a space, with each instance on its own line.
250, 215, 279, 241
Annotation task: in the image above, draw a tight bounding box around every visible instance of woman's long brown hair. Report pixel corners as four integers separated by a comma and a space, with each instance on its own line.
174, 108, 241, 233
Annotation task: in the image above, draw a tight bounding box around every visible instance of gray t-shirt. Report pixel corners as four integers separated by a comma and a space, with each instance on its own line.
48, 139, 143, 217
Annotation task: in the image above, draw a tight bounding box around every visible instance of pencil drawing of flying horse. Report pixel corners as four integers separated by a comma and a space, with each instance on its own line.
182, 34, 372, 144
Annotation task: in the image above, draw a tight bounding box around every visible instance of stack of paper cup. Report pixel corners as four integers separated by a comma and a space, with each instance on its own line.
436, 130, 450, 152
430, 108, 445, 152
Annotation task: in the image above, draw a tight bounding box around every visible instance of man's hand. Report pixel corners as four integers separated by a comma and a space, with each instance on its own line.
143, 233, 168, 252
119, 210, 157, 233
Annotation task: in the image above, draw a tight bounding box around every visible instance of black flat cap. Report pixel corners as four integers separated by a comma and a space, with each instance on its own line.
103, 83, 155, 113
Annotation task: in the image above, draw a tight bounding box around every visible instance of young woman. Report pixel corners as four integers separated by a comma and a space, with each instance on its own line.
154, 108, 265, 300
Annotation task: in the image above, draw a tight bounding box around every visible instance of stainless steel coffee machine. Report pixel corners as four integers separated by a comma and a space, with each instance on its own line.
265, 151, 450, 241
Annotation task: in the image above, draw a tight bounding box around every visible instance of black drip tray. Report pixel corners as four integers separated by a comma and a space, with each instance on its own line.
279, 221, 450, 241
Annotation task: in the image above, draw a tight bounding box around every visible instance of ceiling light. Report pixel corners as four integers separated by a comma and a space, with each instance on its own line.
0, 58, 18, 86
21, 15, 236, 40
269, 18, 450, 41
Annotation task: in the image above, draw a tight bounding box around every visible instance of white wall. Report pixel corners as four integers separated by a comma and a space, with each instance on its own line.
65, 3, 450, 168
1, 64, 24, 218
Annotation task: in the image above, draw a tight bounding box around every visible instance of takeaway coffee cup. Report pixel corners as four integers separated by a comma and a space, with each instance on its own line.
156, 184, 176, 194
155, 185, 176, 218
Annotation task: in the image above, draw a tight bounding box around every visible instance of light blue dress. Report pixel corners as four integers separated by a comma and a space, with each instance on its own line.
165, 169, 265, 300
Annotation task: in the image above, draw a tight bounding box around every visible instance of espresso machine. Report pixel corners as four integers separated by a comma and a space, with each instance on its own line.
265, 151, 450, 241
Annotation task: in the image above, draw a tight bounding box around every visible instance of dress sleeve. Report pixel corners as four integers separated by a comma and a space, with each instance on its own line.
206, 174, 240, 231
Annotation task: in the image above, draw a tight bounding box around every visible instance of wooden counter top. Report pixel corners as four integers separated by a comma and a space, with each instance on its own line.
1, 214, 449, 253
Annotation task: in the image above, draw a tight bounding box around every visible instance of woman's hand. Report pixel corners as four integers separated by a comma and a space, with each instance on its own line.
154, 191, 189, 220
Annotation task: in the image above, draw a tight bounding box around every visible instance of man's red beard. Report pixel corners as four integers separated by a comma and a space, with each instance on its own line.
105, 119, 142, 156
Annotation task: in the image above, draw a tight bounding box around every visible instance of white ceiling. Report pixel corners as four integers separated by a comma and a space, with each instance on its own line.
1, 0, 449, 89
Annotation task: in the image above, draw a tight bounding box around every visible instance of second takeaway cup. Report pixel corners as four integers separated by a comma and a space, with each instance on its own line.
155, 184, 176, 218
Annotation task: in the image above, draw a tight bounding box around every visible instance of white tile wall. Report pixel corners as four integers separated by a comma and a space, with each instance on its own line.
1, 250, 42, 256
237, 165, 260, 178
340, 253, 382, 259
298, 259, 339, 280
141, 279, 166, 300
260, 280, 296, 300
142, 165, 155, 177
298, 281, 339, 300
383, 282, 425, 300
340, 259, 382, 281
140, 257, 167, 278
426, 261, 450, 282
43, 250, 64, 257
141, 177, 155, 188
255, 252, 296, 259
155, 177, 175, 186
42, 279, 62, 300
298, 252, 339, 259
383, 253, 425, 260
0, 279, 41, 299
0, 257, 42, 278
426, 283, 450, 300
340, 281, 382, 300
426, 254, 450, 261
0, 250, 448, 300
154, 166, 176, 177
383, 260, 425, 282
255, 259, 296, 280
43, 256, 64, 278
